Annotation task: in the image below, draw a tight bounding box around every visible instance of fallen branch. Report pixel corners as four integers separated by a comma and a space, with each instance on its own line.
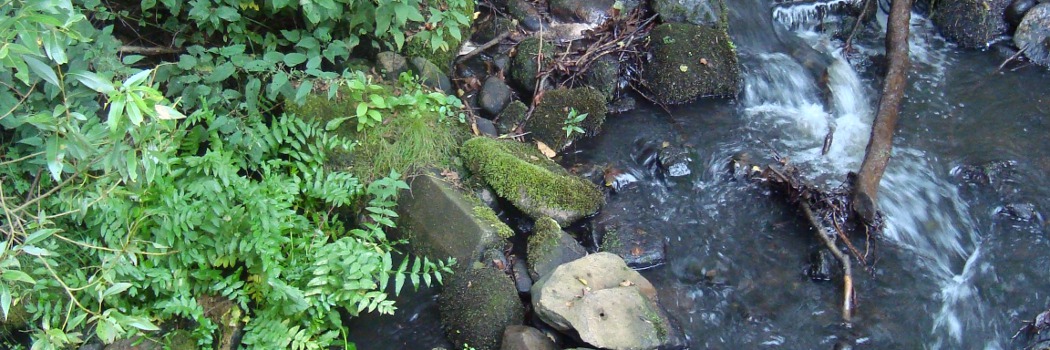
456, 31, 512, 64
118, 45, 183, 55
803, 201, 854, 322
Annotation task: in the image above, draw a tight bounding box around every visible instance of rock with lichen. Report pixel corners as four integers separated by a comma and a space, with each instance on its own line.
439, 266, 524, 350
510, 36, 554, 93
525, 87, 607, 151
527, 217, 587, 280
653, 0, 726, 26
930, 0, 1011, 49
398, 175, 510, 264
642, 23, 740, 105
496, 100, 528, 135
461, 137, 604, 226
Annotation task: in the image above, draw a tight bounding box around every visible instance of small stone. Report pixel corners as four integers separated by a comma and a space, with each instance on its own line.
511, 258, 533, 294
507, 0, 544, 31
410, 57, 454, 94
1015, 3, 1050, 66
658, 146, 692, 177
376, 51, 408, 82
500, 325, 558, 350
480, 76, 513, 116
475, 117, 499, 137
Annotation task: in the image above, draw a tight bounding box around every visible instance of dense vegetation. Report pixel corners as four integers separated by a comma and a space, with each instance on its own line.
0, 0, 471, 348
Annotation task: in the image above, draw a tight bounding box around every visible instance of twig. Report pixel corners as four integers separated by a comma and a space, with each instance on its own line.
118, 45, 183, 55
456, 31, 512, 63
802, 201, 854, 323
843, 0, 873, 55
997, 45, 1028, 74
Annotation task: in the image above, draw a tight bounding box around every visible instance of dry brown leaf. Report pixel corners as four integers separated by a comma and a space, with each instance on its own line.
536, 141, 557, 158
620, 280, 634, 287
700, 58, 709, 65
471, 121, 480, 135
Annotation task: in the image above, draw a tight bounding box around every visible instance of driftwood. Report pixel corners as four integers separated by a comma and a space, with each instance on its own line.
852, 0, 912, 223
118, 45, 183, 55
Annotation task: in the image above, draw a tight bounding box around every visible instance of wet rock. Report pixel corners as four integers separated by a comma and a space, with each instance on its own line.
493, 54, 511, 73
609, 95, 637, 113
410, 57, 454, 94
79, 344, 104, 350
525, 87, 608, 151
653, 0, 727, 27
461, 137, 605, 226
599, 222, 667, 270
440, 267, 525, 350
585, 55, 621, 101
931, 0, 1011, 48
995, 202, 1041, 222
480, 76, 514, 116
632, 140, 663, 174
475, 17, 518, 44
642, 23, 740, 105
531, 253, 686, 350
104, 338, 161, 350
511, 258, 534, 293
805, 249, 836, 282
950, 160, 1020, 197
501, 325, 558, 350
508, 0, 545, 31
496, 100, 528, 134
376, 51, 408, 82
476, 117, 500, 137
398, 175, 511, 264
658, 146, 692, 177
1007, 0, 1038, 29
1015, 3, 1050, 66
528, 217, 588, 280
602, 167, 640, 192
549, 0, 640, 24
510, 36, 554, 93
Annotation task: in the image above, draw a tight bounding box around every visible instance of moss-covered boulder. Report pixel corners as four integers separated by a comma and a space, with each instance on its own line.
527, 217, 587, 280
510, 36, 554, 93
526, 87, 607, 151
586, 55, 621, 102
642, 23, 740, 105
402, 0, 476, 73
461, 137, 604, 226
931, 0, 1010, 48
495, 100, 528, 134
399, 175, 511, 264
439, 266, 525, 350
653, 0, 726, 26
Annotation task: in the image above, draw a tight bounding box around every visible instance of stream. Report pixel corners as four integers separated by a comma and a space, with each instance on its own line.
348, 1, 1050, 348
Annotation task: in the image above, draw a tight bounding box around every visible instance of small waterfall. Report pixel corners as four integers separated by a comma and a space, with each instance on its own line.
745, 2, 989, 348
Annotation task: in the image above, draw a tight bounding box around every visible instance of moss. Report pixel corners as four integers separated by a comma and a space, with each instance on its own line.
930, 0, 1009, 48
586, 56, 620, 101
460, 137, 604, 225
510, 36, 554, 92
439, 267, 524, 350
164, 330, 200, 350
643, 23, 740, 105
526, 87, 607, 150
403, 0, 476, 73
527, 217, 562, 259
599, 227, 623, 252
645, 307, 668, 341
286, 81, 468, 182
526, 216, 586, 279
473, 205, 515, 238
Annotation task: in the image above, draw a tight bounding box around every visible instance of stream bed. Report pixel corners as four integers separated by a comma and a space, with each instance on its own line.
349, 1, 1050, 348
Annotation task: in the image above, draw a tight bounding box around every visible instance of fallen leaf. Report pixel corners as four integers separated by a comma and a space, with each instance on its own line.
620, 280, 634, 287
700, 58, 709, 65
679, 64, 688, 72
537, 141, 556, 158
661, 141, 670, 148
441, 169, 461, 183
576, 277, 588, 286
471, 121, 480, 135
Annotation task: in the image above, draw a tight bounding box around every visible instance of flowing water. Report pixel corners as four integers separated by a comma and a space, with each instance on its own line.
349, 1, 1050, 348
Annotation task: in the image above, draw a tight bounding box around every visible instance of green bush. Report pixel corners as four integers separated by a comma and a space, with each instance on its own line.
0, 0, 467, 348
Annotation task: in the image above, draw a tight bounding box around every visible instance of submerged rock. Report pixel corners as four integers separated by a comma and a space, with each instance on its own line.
653, 0, 726, 26
461, 137, 605, 226
398, 175, 511, 264
527, 217, 588, 280
526, 87, 608, 151
510, 36, 554, 93
531, 253, 686, 350
658, 146, 692, 177
598, 220, 667, 270
931, 0, 1011, 48
440, 267, 525, 350
1015, 3, 1050, 66
643, 23, 740, 105
501, 325, 558, 350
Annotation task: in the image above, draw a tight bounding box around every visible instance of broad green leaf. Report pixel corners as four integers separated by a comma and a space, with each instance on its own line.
356, 102, 367, 118
71, 71, 114, 93
295, 80, 313, 102
123, 69, 153, 88
126, 149, 139, 182
45, 136, 63, 180
125, 97, 143, 125
95, 317, 117, 344
23, 55, 59, 87
107, 95, 126, 132
324, 117, 351, 131
23, 228, 59, 246
155, 105, 187, 120
2, 270, 35, 285
177, 55, 198, 70
20, 245, 50, 256
394, 272, 405, 295
283, 53, 307, 66
122, 55, 145, 65
101, 283, 132, 299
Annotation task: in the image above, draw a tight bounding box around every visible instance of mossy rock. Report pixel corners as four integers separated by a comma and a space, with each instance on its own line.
510, 36, 554, 93
439, 267, 524, 350
585, 55, 620, 101
399, 175, 508, 264
461, 137, 604, 226
653, 0, 726, 26
495, 100, 528, 134
642, 23, 740, 105
402, 0, 477, 73
931, 0, 1010, 48
525, 87, 607, 151
526, 217, 586, 280
285, 80, 468, 182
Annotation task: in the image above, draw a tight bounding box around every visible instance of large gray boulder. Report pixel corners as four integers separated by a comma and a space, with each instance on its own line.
440, 267, 525, 350
531, 253, 686, 350
527, 217, 587, 280
931, 0, 1012, 48
642, 23, 740, 104
1015, 3, 1050, 66
398, 175, 512, 264
653, 0, 726, 27
501, 325, 558, 350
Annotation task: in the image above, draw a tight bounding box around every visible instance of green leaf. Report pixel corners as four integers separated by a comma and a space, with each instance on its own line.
177, 55, 198, 70
269, 71, 288, 99
324, 117, 351, 131
126, 149, 139, 182
207, 62, 236, 83
0, 285, 9, 321
95, 317, 118, 343
101, 283, 133, 299
123, 69, 153, 88
125, 97, 144, 125
20, 245, 50, 256
71, 71, 114, 93
122, 55, 145, 65
2, 270, 35, 285
108, 95, 126, 132
356, 103, 368, 118
295, 80, 313, 102
394, 272, 405, 295
23, 228, 58, 246
283, 53, 307, 66
23, 55, 59, 87
155, 105, 187, 120
45, 136, 63, 180
126, 315, 160, 331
